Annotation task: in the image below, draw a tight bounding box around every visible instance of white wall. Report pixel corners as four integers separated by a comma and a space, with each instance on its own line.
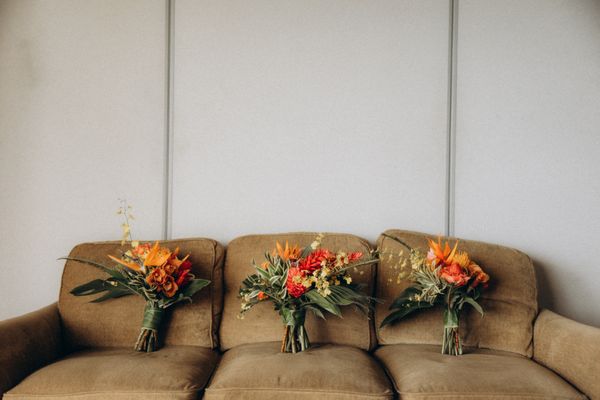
171, 0, 450, 242
0, 0, 167, 320
454, 0, 600, 326
1, 0, 599, 327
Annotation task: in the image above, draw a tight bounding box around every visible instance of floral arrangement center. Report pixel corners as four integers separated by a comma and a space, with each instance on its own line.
239, 234, 378, 353
380, 234, 490, 355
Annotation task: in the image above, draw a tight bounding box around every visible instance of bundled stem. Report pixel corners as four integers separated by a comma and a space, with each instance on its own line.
280, 308, 310, 353
442, 307, 462, 355
135, 303, 164, 352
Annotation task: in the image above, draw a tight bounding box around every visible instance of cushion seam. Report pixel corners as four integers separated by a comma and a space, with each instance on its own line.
397, 391, 584, 399
205, 387, 393, 397
4, 389, 200, 397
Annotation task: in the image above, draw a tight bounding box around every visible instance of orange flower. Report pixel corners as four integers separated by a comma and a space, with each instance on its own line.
426, 238, 458, 267
467, 262, 490, 288
275, 241, 302, 262
131, 242, 152, 258
108, 255, 142, 272
160, 275, 178, 297
258, 291, 268, 300
144, 242, 172, 268
439, 262, 469, 286
146, 267, 168, 286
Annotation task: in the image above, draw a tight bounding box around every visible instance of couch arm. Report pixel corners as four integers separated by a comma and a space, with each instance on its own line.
0, 303, 63, 396
534, 309, 600, 399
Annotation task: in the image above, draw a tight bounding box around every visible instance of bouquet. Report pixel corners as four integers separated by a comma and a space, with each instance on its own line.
66, 202, 210, 352
380, 234, 490, 355
239, 234, 377, 353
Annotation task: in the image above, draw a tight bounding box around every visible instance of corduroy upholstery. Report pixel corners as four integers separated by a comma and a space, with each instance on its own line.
375, 230, 538, 357
375, 344, 585, 400
205, 342, 394, 400
59, 239, 224, 350
219, 233, 377, 351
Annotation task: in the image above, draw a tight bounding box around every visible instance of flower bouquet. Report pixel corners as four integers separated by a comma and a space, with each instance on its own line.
66, 202, 210, 352
380, 234, 489, 355
239, 235, 377, 353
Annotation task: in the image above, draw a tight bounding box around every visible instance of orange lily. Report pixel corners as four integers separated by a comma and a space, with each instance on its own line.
275, 241, 302, 262
143, 241, 171, 268
108, 255, 142, 272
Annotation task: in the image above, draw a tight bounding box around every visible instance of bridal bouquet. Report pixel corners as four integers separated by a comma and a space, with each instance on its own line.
380, 234, 489, 355
239, 235, 377, 353
67, 202, 210, 352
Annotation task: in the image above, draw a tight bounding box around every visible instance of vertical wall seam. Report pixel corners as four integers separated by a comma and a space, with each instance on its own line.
163, 0, 175, 240
445, 0, 458, 237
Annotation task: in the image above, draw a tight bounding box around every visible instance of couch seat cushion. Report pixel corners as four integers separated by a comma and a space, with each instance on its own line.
5, 346, 219, 400
205, 342, 394, 400
375, 344, 585, 400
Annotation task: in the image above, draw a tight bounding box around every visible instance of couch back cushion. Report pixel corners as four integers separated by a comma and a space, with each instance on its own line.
219, 233, 377, 351
375, 230, 538, 357
59, 238, 224, 350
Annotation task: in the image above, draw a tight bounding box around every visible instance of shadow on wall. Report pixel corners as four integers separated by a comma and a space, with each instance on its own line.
531, 257, 555, 313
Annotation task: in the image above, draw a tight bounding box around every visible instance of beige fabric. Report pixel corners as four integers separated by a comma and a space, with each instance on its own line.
5, 346, 219, 400
0, 304, 62, 397
376, 344, 585, 400
375, 229, 538, 356
59, 239, 224, 350
205, 342, 394, 400
219, 233, 377, 351
534, 309, 600, 399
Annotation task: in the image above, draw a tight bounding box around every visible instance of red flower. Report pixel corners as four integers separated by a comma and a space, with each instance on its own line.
175, 260, 193, 286
348, 252, 363, 262
299, 249, 334, 273
286, 267, 307, 298
176, 270, 191, 286
439, 262, 469, 287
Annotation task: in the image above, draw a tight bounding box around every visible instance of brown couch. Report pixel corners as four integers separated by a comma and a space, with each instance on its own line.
1, 231, 598, 399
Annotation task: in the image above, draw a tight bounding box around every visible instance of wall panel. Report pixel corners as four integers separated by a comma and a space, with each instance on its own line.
171, 0, 451, 243
454, 0, 600, 326
0, 0, 167, 319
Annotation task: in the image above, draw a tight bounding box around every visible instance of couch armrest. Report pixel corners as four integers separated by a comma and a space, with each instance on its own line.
534, 309, 600, 399
0, 303, 62, 396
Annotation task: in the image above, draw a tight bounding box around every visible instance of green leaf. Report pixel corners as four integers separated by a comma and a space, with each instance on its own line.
463, 297, 484, 316
389, 287, 422, 309
70, 279, 109, 296
181, 279, 211, 298
300, 245, 313, 259
380, 301, 435, 327
60, 257, 125, 280
306, 305, 326, 320
305, 290, 342, 317
90, 286, 133, 303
